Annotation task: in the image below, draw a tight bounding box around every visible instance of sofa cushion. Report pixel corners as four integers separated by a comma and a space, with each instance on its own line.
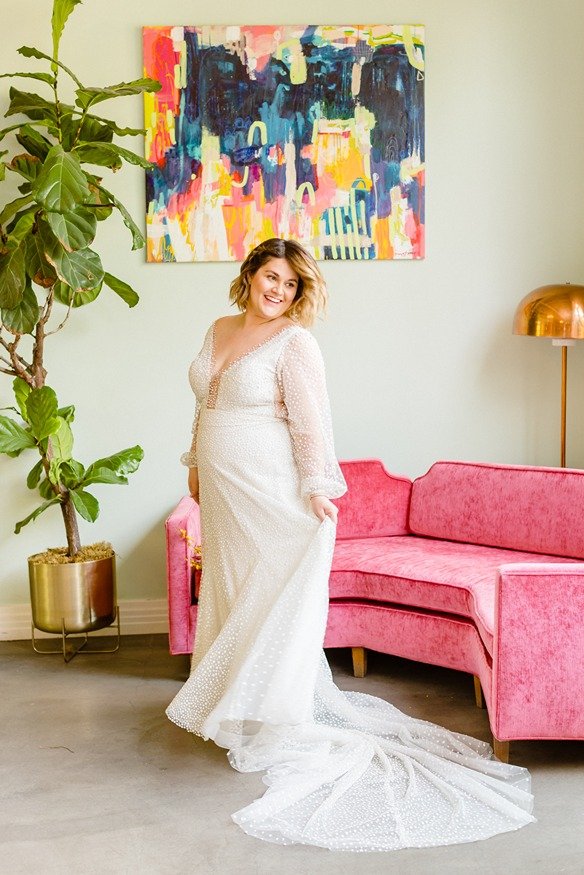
330, 535, 577, 653
408, 461, 584, 558
335, 459, 412, 540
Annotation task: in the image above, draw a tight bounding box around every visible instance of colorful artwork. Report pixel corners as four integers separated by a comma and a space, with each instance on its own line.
143, 25, 425, 262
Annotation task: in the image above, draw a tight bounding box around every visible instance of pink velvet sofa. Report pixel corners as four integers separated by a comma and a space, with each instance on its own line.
165, 459, 584, 762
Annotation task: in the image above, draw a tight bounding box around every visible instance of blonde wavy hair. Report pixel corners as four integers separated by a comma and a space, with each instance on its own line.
229, 238, 327, 327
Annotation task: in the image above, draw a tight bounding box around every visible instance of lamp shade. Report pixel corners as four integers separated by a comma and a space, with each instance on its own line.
513, 283, 584, 339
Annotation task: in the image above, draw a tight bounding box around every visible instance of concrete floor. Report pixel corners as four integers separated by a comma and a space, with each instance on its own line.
1, 636, 582, 875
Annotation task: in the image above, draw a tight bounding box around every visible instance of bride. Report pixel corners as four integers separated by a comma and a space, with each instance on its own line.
167, 238, 535, 851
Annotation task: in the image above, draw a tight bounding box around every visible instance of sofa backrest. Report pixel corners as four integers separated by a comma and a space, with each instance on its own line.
409, 461, 584, 558
336, 459, 412, 540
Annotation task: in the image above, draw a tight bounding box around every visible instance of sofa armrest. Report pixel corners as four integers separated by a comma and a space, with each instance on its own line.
165, 496, 201, 655
492, 562, 584, 740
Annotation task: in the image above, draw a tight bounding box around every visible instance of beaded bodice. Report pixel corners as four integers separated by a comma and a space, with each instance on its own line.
181, 320, 346, 500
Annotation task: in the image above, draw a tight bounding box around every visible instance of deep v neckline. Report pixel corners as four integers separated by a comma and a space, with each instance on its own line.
209, 320, 296, 382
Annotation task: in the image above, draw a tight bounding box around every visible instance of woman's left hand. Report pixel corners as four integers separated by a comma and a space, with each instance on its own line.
310, 495, 338, 524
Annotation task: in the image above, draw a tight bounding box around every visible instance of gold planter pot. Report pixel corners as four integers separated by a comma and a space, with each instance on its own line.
29, 554, 120, 661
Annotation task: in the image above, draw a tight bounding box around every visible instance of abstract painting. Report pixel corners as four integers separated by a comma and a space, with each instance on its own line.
143, 25, 425, 262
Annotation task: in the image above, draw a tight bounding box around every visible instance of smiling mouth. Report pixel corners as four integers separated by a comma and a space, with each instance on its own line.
264, 295, 282, 304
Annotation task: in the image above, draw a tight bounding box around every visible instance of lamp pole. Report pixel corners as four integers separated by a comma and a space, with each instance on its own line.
552, 339, 574, 467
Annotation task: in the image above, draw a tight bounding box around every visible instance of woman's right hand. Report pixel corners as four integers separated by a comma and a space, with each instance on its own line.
188, 467, 199, 504
310, 494, 338, 524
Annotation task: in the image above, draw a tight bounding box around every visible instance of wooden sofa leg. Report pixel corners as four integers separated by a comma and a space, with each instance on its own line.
352, 647, 367, 678
493, 738, 510, 763
473, 675, 486, 709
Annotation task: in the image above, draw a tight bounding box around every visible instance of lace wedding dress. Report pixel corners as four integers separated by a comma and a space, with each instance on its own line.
167, 322, 535, 851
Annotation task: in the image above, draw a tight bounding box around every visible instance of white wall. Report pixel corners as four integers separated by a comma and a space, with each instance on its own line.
1, 0, 583, 606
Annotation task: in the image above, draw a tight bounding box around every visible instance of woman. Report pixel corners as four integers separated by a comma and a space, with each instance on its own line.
167, 238, 534, 851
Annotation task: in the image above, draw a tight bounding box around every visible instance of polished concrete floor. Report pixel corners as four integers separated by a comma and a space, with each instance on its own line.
1, 635, 582, 875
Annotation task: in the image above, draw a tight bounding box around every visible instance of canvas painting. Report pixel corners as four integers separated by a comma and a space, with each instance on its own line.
143, 25, 425, 262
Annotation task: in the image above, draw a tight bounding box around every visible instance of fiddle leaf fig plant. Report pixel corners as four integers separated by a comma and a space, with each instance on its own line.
0, 0, 161, 556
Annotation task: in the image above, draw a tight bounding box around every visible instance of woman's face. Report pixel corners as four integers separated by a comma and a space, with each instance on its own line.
246, 257, 299, 321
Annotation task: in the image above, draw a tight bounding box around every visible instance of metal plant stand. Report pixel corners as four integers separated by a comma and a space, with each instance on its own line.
31, 606, 121, 663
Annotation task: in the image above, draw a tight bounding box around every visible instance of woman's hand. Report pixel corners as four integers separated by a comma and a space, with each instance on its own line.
310, 494, 338, 524
188, 467, 199, 504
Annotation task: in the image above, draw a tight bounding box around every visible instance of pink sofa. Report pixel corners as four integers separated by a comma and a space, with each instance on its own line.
165, 459, 584, 762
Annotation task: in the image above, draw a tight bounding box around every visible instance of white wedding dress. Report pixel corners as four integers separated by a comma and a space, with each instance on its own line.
167, 322, 535, 851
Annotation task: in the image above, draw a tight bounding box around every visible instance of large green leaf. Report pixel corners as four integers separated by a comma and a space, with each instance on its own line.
26, 386, 61, 442
15, 497, 60, 534
0, 122, 28, 143
76, 115, 115, 143
75, 78, 161, 109
44, 244, 104, 292
32, 144, 90, 212
15, 126, 53, 160
13, 377, 31, 421
0, 194, 34, 228
27, 458, 44, 489
74, 143, 122, 171
86, 182, 112, 221
38, 476, 56, 500
38, 220, 103, 291
61, 114, 113, 150
51, 0, 83, 62
18, 45, 53, 60
110, 144, 154, 169
48, 457, 63, 487
6, 88, 57, 125
0, 244, 26, 308
83, 445, 144, 486
0, 213, 35, 307
81, 465, 128, 486
0, 72, 56, 86
59, 458, 84, 488
49, 416, 74, 461
17, 46, 84, 89
75, 142, 152, 170
103, 271, 139, 308
94, 183, 144, 250
25, 231, 58, 288
1, 280, 38, 335
53, 279, 101, 308
0, 415, 36, 453
70, 487, 99, 522
8, 211, 35, 243
86, 116, 145, 137
9, 153, 42, 182
46, 207, 97, 252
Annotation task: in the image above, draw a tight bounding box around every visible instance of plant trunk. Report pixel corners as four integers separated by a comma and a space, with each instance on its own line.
60, 493, 81, 557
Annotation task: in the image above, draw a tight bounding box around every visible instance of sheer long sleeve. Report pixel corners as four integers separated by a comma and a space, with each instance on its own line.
277, 330, 347, 500
180, 398, 200, 467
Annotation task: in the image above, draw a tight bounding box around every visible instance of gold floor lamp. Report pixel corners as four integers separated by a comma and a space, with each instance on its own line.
513, 283, 584, 467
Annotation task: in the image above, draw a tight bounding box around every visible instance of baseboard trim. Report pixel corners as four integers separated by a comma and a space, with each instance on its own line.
0, 598, 169, 641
